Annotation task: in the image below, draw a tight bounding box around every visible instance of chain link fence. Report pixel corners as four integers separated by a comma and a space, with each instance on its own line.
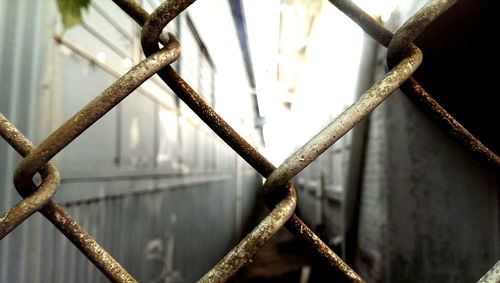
1, 0, 499, 282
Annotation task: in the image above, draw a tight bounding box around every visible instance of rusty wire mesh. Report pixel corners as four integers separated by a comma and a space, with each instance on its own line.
1, 0, 499, 282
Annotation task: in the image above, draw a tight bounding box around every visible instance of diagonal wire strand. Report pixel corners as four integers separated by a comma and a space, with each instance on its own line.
0, 0, 493, 282
0, 114, 137, 282
112, 0, 365, 281
329, 0, 500, 173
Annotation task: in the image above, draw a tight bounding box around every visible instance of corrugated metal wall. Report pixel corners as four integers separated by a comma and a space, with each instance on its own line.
0, 1, 56, 282
291, 1, 499, 281
353, 1, 500, 281
0, 0, 261, 282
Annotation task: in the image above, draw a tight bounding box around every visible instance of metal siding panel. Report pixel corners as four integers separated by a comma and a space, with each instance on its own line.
61, 27, 130, 76
241, 171, 260, 234
53, 54, 118, 178
90, 0, 136, 39
24, 214, 44, 283
83, 4, 134, 58
113, 199, 125, 265
355, 102, 389, 282
0, 1, 54, 280
0, 1, 261, 282
86, 202, 98, 282
385, 89, 500, 282
39, 217, 55, 283
157, 106, 178, 170
76, 205, 88, 283
95, 195, 108, 281
117, 196, 136, 278
0, 1, 25, 280
137, 195, 149, 280
119, 93, 156, 171
65, 207, 76, 283
54, 221, 68, 283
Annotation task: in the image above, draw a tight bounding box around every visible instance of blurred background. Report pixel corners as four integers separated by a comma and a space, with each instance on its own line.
0, 0, 498, 282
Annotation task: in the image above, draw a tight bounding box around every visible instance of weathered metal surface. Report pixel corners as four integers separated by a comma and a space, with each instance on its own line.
328, 0, 499, 281
329, 0, 500, 173
0, 115, 136, 282
477, 261, 500, 283
113, 0, 364, 281
262, 46, 422, 194
199, 187, 297, 282
14, 36, 181, 191
0, 0, 261, 281
1, 0, 491, 282
386, 0, 457, 64
0, 114, 60, 239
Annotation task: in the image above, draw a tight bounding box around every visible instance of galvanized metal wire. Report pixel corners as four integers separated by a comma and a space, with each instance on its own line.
1, 0, 495, 282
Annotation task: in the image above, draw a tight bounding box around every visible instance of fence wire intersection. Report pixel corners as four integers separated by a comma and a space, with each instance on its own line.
1, 0, 498, 282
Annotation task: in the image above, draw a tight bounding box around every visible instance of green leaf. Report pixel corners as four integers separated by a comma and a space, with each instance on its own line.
55, 0, 91, 29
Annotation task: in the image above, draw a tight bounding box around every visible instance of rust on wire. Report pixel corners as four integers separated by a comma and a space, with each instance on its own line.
0, 114, 60, 239
266, 0, 460, 195
329, 0, 500, 173
261, 34, 422, 283
6, 15, 182, 283
262, 45, 422, 194
384, 0, 500, 171
113, 0, 364, 281
14, 37, 181, 191
0, 115, 137, 282
112, 0, 276, 177
0, 0, 493, 282
199, 187, 297, 282
386, 0, 457, 64
39, 201, 137, 282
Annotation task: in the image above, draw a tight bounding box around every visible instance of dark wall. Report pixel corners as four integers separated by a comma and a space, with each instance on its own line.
354, 0, 500, 281
414, 0, 499, 153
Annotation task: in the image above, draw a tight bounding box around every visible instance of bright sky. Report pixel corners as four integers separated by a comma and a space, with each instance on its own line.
243, 0, 400, 165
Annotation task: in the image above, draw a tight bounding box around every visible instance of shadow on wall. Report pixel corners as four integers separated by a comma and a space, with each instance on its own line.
413, 0, 499, 153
